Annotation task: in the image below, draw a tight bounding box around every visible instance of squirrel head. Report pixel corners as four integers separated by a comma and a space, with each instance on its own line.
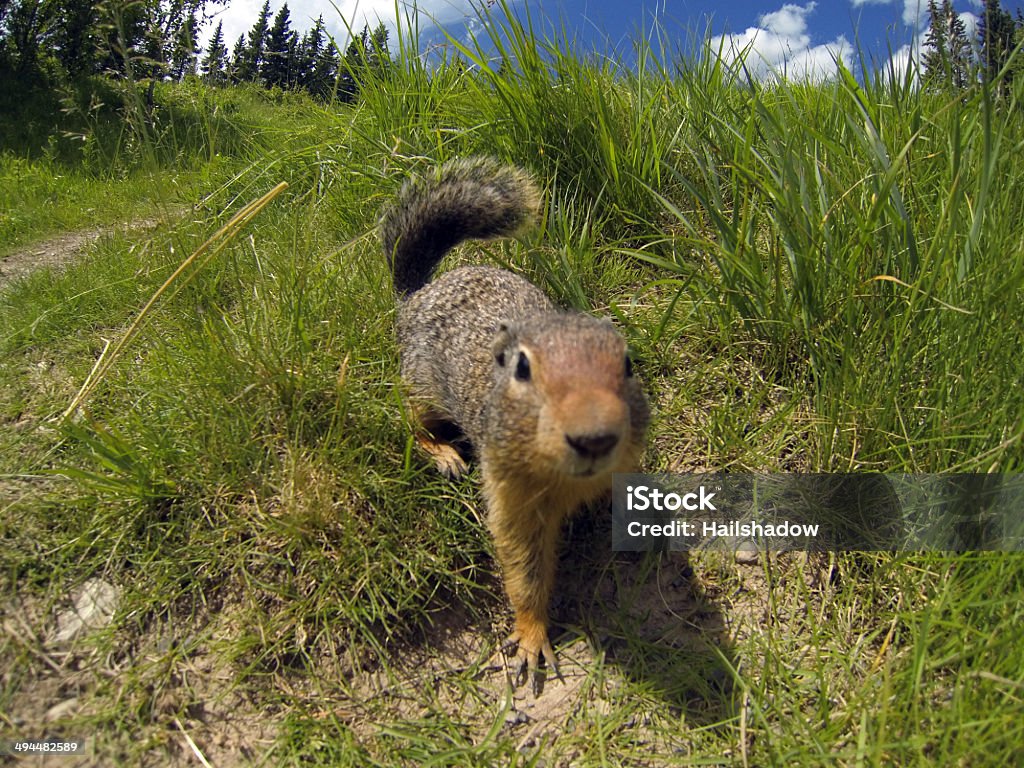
487, 314, 647, 479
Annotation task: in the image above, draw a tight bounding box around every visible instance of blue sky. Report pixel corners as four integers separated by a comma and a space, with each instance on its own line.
205, 0, 1024, 79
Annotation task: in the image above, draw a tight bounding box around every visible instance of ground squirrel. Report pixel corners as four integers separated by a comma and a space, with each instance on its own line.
380, 157, 649, 690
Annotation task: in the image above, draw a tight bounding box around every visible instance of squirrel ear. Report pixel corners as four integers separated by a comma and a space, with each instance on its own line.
491, 323, 513, 366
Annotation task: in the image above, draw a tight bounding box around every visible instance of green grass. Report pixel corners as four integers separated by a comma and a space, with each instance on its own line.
0, 78, 313, 254
2, 6, 1023, 766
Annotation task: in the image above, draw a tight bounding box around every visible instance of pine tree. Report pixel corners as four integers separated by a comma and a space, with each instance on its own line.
286, 32, 299, 88
946, 2, 972, 89
262, 3, 296, 88
169, 10, 199, 82
296, 15, 325, 91
336, 23, 391, 103
235, 0, 271, 83
337, 28, 364, 103
229, 33, 246, 83
201, 20, 229, 85
923, 0, 949, 82
308, 28, 339, 100
140, 17, 170, 102
366, 22, 390, 75
923, 0, 973, 90
1013, 10, 1024, 85
978, 0, 1016, 88
2, 0, 224, 83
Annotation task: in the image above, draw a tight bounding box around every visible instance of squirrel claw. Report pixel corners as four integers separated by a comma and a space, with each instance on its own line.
416, 436, 468, 480
435, 452, 468, 480
500, 631, 522, 655
541, 640, 562, 682
502, 631, 561, 695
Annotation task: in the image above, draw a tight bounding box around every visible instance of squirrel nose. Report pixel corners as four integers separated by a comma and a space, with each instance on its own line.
565, 432, 619, 460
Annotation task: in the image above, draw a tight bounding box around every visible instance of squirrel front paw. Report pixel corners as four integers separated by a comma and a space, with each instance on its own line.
501, 619, 561, 696
415, 434, 469, 480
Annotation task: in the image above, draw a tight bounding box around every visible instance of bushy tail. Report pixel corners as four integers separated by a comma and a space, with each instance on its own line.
380, 157, 541, 296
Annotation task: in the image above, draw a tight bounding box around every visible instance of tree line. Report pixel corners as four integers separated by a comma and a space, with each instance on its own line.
200, 2, 390, 102
5, 0, 1024, 100
923, 0, 1024, 90
0, 0, 390, 103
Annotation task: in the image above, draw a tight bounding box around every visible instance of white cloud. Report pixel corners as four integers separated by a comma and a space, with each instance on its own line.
902, 0, 928, 29
761, 3, 814, 38
880, 41, 920, 83
710, 2, 854, 82
846, 0, 951, 31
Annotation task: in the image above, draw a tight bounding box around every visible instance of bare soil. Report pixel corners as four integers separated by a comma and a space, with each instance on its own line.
0, 231, 104, 291
1, 507, 816, 766
0, 219, 165, 292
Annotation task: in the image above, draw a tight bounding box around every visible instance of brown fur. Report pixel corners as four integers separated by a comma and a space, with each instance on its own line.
380, 158, 649, 691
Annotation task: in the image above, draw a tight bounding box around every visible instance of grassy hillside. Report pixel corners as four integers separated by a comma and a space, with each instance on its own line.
0, 77, 314, 254
1, 11, 1023, 766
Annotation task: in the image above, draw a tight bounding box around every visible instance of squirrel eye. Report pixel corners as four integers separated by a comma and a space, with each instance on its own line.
625, 354, 634, 378
514, 352, 531, 382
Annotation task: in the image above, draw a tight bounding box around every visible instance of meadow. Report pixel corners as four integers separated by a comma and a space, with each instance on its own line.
1, 10, 1023, 766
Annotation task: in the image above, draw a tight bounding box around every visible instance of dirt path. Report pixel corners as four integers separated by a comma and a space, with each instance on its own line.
0, 230, 106, 290
0, 218, 166, 291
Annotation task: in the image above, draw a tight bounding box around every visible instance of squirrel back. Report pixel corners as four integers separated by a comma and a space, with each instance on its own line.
380, 157, 542, 296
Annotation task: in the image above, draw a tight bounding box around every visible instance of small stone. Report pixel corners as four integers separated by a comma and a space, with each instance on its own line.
734, 544, 759, 565
504, 709, 530, 726
51, 578, 119, 645
46, 698, 79, 721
